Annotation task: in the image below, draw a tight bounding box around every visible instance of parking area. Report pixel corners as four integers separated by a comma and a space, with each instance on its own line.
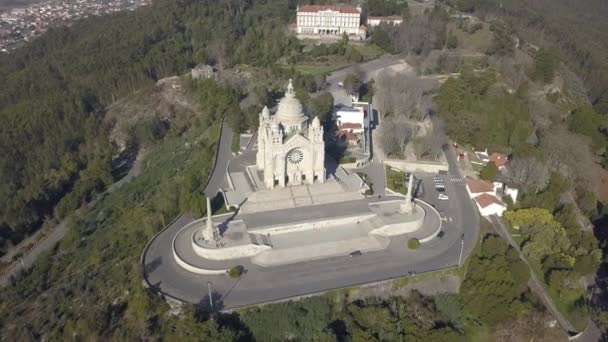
411, 172, 465, 231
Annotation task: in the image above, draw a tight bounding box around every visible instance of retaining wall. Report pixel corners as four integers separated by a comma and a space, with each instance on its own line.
385, 160, 448, 173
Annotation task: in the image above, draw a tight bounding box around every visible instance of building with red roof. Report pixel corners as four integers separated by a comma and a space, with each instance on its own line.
474, 193, 507, 217
489, 152, 508, 169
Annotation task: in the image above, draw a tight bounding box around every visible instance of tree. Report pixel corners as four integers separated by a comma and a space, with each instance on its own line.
541, 127, 595, 193
375, 71, 424, 119
460, 235, 529, 325
531, 49, 559, 84
504, 208, 571, 267
228, 265, 244, 278
343, 73, 361, 97
380, 118, 414, 157
479, 162, 498, 181
447, 31, 458, 49
308, 92, 334, 124
505, 157, 550, 194
568, 105, 606, 153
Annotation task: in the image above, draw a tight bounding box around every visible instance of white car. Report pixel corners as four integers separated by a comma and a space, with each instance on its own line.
438, 194, 449, 201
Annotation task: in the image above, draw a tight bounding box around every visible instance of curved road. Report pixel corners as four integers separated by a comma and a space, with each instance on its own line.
204, 120, 233, 198
143, 173, 479, 309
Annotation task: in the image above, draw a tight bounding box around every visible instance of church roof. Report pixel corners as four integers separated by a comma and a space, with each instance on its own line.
275, 79, 307, 126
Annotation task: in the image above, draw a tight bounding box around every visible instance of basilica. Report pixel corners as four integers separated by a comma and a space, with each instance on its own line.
256, 79, 325, 188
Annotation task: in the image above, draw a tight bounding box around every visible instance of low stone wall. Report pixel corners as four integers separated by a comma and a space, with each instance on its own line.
385, 160, 448, 174
172, 246, 228, 275
369, 207, 426, 237
417, 200, 442, 243
248, 214, 376, 235
191, 239, 271, 260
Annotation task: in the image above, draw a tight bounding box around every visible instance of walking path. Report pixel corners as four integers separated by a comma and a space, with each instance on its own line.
489, 215, 580, 334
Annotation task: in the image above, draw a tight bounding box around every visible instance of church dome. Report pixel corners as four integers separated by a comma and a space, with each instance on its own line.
276, 79, 308, 129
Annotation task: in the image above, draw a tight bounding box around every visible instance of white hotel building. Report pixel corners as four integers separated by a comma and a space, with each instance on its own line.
296, 5, 366, 39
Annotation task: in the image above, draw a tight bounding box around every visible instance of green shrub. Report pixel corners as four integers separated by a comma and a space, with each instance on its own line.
228, 265, 244, 278
479, 161, 498, 181
408, 238, 420, 250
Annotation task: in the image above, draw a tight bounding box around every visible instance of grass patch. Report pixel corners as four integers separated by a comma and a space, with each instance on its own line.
353, 43, 384, 59
291, 63, 351, 76
392, 268, 460, 290
386, 166, 407, 194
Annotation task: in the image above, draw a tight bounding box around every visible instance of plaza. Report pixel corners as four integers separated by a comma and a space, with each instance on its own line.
141, 78, 479, 309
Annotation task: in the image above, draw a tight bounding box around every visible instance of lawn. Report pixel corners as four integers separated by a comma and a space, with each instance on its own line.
392, 267, 461, 289
353, 43, 384, 59
291, 63, 351, 76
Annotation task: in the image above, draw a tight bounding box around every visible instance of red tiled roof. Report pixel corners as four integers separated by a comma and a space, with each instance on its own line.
336, 130, 358, 141
467, 178, 494, 193
475, 193, 504, 208
489, 152, 508, 167
298, 5, 361, 14
339, 122, 362, 130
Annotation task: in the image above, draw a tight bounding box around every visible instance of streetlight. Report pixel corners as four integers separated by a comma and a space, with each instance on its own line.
458, 233, 465, 267
207, 281, 213, 311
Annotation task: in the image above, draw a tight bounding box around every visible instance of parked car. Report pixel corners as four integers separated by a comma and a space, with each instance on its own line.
349, 250, 362, 257
438, 194, 449, 200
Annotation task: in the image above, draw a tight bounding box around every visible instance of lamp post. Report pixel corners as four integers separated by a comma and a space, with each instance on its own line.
207, 281, 213, 311
458, 233, 465, 267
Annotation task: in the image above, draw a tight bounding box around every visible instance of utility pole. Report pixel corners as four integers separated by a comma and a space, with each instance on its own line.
458, 233, 465, 267
207, 281, 213, 311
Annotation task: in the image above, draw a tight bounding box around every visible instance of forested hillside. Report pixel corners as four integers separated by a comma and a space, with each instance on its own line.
440, 0, 608, 114
0, 0, 299, 253
1, 0, 608, 339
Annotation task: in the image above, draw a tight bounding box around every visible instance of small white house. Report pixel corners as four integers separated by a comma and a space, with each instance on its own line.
334, 106, 365, 134
466, 178, 518, 216
466, 178, 496, 199
475, 193, 507, 217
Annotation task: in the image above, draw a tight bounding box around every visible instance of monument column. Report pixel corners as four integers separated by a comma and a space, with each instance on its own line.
202, 197, 216, 241
400, 175, 414, 214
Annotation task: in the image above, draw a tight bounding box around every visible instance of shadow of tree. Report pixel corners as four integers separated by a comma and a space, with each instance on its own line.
196, 289, 225, 319
144, 256, 162, 274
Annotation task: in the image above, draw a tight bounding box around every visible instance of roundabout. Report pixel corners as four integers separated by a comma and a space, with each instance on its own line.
141, 188, 476, 309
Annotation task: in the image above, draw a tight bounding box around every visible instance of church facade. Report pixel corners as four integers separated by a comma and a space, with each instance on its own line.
256, 80, 325, 189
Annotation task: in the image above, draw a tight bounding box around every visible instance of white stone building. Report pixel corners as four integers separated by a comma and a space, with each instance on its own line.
367, 15, 403, 27
334, 106, 365, 134
256, 80, 325, 189
296, 5, 365, 39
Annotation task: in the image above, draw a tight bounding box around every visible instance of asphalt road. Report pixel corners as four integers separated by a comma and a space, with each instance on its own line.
204, 120, 233, 198
143, 169, 479, 310
325, 55, 407, 107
